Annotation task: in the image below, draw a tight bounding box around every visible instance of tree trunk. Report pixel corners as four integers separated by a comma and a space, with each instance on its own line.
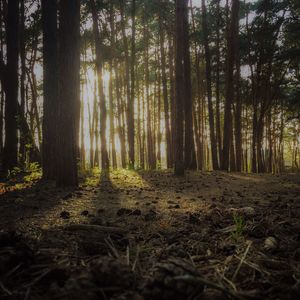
168, 32, 175, 166
128, 0, 135, 168
183, 0, 196, 170
80, 92, 86, 169
215, 0, 222, 166
221, 0, 239, 171
156, 61, 162, 166
109, 5, 126, 168
42, 0, 58, 179
19, 0, 26, 166
0, 2, 4, 157
120, 0, 131, 168
90, 0, 109, 170
115, 65, 127, 168
3, 0, 19, 173
201, 0, 219, 170
141, 79, 146, 169
174, 0, 185, 176
145, 26, 155, 169
233, 0, 242, 172
56, 0, 80, 187
159, 4, 172, 168
109, 60, 117, 169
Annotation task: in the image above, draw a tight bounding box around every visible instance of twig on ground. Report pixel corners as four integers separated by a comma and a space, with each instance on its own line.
0, 281, 12, 295
104, 236, 119, 258
132, 246, 140, 272
232, 241, 252, 282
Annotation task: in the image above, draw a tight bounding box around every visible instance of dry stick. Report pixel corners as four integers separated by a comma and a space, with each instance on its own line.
104, 236, 119, 258
0, 281, 12, 295
3, 263, 23, 279
24, 287, 31, 300
24, 268, 51, 288
126, 245, 130, 266
215, 266, 237, 292
234, 254, 270, 276
132, 246, 140, 272
232, 241, 252, 282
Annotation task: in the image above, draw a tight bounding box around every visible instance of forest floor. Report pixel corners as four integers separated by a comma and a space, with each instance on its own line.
0, 169, 299, 300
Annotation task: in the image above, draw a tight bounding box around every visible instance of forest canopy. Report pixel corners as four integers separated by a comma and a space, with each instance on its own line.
0, 0, 299, 185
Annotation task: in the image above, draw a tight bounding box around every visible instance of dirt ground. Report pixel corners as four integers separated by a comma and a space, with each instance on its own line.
0, 170, 299, 299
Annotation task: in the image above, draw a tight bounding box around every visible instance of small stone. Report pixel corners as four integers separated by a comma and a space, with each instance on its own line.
81, 210, 89, 216
264, 236, 278, 252
60, 210, 70, 219
240, 206, 255, 216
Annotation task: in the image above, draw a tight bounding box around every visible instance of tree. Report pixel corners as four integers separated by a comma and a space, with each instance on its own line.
90, 0, 109, 170
233, 0, 242, 171
201, 0, 219, 170
41, 0, 58, 180
183, 0, 196, 169
174, 0, 185, 176
56, 0, 80, 186
2, 0, 19, 173
19, 0, 26, 166
221, 0, 239, 171
120, 0, 131, 168
158, 0, 172, 168
128, 0, 136, 168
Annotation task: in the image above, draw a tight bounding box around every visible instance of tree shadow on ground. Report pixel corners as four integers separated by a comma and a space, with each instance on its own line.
0, 178, 79, 231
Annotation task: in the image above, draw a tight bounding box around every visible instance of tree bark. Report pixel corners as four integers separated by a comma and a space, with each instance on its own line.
90, 0, 109, 170
174, 0, 185, 176
109, 60, 117, 169
233, 0, 242, 172
56, 0, 80, 187
41, 0, 58, 179
128, 0, 135, 168
2, 0, 19, 173
183, 0, 196, 170
168, 32, 175, 167
120, 0, 131, 168
158, 2, 172, 168
221, 0, 239, 171
201, 0, 219, 170
215, 0, 222, 166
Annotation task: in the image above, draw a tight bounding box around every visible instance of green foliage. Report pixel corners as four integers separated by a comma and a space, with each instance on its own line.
7, 167, 22, 180
231, 213, 245, 240
7, 162, 41, 183
24, 163, 42, 182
